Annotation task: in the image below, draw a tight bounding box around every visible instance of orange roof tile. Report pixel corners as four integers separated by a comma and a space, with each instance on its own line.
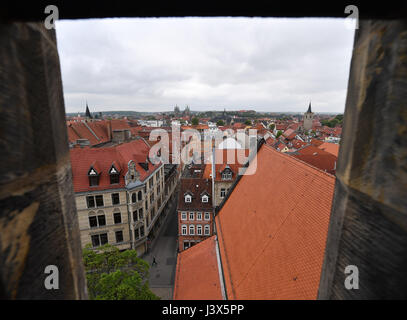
216, 144, 335, 299
202, 149, 249, 182
173, 236, 223, 300
318, 142, 340, 157
70, 139, 160, 193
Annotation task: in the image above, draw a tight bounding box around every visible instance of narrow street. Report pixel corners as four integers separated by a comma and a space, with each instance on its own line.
142, 193, 179, 300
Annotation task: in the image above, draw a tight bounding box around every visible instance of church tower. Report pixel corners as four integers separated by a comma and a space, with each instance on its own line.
303, 102, 314, 131
85, 101, 92, 120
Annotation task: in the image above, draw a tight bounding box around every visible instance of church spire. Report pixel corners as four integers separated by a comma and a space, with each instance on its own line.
85, 101, 92, 119
307, 101, 312, 113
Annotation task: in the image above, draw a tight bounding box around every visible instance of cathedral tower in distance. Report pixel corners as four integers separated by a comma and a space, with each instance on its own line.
303, 102, 314, 131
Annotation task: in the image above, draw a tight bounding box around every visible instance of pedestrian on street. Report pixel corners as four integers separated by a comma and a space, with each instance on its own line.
152, 256, 157, 266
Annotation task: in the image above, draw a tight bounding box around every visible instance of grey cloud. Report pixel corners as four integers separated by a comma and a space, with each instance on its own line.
56, 17, 354, 113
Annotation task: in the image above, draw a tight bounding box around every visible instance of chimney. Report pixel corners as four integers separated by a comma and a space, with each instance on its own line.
107, 120, 112, 141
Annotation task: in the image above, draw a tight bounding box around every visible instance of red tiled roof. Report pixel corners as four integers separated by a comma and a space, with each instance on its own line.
232, 123, 246, 130
178, 178, 212, 211
69, 139, 160, 193
310, 139, 324, 147
265, 136, 277, 146
318, 142, 340, 157
216, 145, 335, 299
287, 123, 301, 131
202, 149, 250, 182
66, 121, 112, 146
292, 145, 337, 174
283, 128, 295, 138
291, 139, 307, 149
173, 236, 223, 300
110, 119, 131, 131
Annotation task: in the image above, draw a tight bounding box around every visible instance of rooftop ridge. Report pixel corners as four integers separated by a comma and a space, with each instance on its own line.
263, 144, 336, 181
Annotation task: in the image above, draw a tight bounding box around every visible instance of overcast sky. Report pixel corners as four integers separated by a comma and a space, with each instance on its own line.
56, 18, 355, 114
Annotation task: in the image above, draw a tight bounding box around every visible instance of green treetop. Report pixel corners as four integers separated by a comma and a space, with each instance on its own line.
83, 244, 159, 300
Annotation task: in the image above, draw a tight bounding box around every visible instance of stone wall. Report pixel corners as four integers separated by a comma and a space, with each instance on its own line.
318, 20, 407, 300
0, 23, 87, 299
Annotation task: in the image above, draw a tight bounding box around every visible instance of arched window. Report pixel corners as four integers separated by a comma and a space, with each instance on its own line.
189, 224, 195, 235
197, 224, 202, 235
132, 193, 137, 203
181, 225, 187, 235
204, 225, 210, 235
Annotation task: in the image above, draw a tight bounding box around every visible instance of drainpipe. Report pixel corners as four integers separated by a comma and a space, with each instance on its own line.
214, 235, 227, 300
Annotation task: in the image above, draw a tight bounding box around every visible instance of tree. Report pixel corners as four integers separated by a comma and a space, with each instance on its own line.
191, 117, 199, 126
244, 119, 252, 126
276, 130, 282, 138
83, 244, 159, 300
216, 120, 225, 126
269, 123, 275, 131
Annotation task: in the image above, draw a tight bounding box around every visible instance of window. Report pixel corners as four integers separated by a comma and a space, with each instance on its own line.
113, 212, 121, 224
221, 170, 232, 180
134, 228, 139, 239
185, 194, 192, 203
202, 195, 209, 203
132, 193, 137, 203
89, 214, 106, 228
189, 212, 194, 220
91, 233, 108, 247
88, 167, 99, 186
181, 212, 187, 220
197, 212, 202, 220
110, 173, 119, 184
133, 210, 138, 222
95, 195, 104, 207
204, 212, 210, 221
181, 225, 187, 235
189, 225, 195, 235
111, 193, 120, 205
100, 233, 108, 245
86, 196, 95, 208
204, 225, 210, 235
91, 234, 100, 247
220, 188, 226, 198
139, 208, 143, 219
89, 216, 97, 228
183, 241, 190, 250
140, 226, 145, 237
197, 224, 202, 235
115, 231, 123, 243
89, 176, 99, 186
138, 191, 142, 201
97, 214, 106, 226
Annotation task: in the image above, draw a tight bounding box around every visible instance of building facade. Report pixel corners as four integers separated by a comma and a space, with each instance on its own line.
70, 138, 178, 256
177, 164, 214, 251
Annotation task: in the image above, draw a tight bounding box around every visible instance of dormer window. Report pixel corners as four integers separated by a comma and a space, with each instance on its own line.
201, 195, 209, 203
88, 167, 99, 187
109, 165, 120, 184
221, 167, 233, 180
185, 194, 192, 203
